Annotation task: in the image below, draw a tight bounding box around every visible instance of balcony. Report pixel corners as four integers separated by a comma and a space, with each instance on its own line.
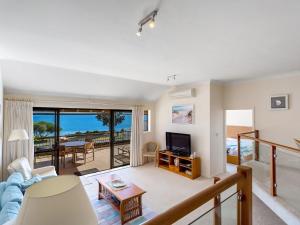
34, 131, 131, 175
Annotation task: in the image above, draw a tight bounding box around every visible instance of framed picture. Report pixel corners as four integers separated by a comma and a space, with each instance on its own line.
172, 104, 193, 124
270, 95, 289, 110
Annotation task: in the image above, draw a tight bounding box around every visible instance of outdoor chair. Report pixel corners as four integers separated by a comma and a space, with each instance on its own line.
75, 142, 95, 164
113, 145, 130, 165
59, 145, 75, 168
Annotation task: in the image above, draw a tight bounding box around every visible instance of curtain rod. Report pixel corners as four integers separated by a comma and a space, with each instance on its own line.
34, 99, 144, 107
4, 95, 146, 107
4, 97, 33, 102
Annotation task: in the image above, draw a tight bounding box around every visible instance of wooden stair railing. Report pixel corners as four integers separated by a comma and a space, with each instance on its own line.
238, 130, 300, 197
214, 177, 221, 225
143, 166, 252, 225
237, 130, 260, 165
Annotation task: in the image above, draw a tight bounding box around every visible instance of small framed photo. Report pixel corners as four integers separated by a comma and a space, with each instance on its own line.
270, 95, 289, 110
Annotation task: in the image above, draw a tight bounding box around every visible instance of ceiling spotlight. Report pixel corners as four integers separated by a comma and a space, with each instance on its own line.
136, 9, 158, 36
149, 18, 155, 28
136, 26, 142, 36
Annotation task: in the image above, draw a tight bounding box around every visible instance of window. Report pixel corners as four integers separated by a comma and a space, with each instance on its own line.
144, 110, 150, 132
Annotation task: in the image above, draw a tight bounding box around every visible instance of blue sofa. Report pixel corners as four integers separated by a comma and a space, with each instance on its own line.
0, 172, 42, 225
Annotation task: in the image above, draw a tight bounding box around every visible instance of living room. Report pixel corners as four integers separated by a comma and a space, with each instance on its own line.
1, 1, 300, 225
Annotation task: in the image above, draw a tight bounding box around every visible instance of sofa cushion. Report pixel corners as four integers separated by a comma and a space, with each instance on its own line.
1, 186, 23, 209
6, 173, 24, 189
0, 202, 20, 225
0, 183, 7, 201
7, 157, 32, 180
2, 219, 16, 225
20, 175, 42, 191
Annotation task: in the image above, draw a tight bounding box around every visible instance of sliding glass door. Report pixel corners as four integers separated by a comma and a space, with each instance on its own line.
111, 110, 132, 168
33, 108, 132, 175
58, 109, 111, 175
33, 109, 59, 172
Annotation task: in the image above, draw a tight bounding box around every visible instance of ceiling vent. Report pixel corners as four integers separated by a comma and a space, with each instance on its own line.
169, 88, 196, 98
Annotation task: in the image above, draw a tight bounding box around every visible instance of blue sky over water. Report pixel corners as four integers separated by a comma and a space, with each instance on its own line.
33, 113, 133, 135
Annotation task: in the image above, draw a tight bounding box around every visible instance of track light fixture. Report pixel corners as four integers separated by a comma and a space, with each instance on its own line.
167, 75, 177, 82
136, 26, 142, 36
136, 9, 158, 36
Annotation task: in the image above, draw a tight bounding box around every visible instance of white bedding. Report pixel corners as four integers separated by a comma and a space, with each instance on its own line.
226, 138, 253, 156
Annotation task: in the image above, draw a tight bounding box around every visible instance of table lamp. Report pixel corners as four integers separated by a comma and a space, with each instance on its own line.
8, 129, 29, 142
8, 129, 29, 160
15, 175, 98, 225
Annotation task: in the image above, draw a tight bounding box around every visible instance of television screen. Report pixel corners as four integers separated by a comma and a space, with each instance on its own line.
166, 132, 191, 156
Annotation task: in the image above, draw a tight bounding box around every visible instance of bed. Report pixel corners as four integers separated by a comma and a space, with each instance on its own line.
226, 125, 254, 165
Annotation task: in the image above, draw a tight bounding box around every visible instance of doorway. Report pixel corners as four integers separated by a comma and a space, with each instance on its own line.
225, 109, 254, 166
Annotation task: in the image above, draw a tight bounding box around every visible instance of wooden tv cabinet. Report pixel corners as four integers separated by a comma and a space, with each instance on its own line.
157, 150, 201, 179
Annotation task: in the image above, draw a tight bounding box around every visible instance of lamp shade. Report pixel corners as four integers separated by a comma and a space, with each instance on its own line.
8, 129, 29, 142
15, 175, 98, 225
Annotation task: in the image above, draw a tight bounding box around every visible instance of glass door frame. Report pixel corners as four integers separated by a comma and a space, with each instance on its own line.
110, 110, 132, 169
33, 107, 60, 173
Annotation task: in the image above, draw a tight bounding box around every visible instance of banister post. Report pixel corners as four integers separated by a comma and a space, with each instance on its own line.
255, 130, 259, 161
213, 177, 221, 225
237, 166, 252, 225
237, 134, 241, 165
270, 145, 277, 196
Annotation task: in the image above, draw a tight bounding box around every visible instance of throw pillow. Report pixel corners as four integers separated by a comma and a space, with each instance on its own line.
20, 175, 42, 191
7, 157, 32, 180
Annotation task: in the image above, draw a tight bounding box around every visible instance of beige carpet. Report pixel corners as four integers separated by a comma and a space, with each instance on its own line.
82, 163, 285, 225
253, 194, 286, 225
245, 160, 300, 215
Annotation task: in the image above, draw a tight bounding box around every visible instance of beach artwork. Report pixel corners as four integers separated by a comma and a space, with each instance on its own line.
172, 104, 193, 124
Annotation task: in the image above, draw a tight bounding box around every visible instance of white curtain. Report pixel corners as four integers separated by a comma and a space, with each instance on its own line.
3, 100, 33, 179
130, 105, 144, 167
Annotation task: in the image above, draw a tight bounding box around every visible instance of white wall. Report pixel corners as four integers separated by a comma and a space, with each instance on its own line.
0, 68, 3, 180
155, 81, 225, 177
224, 73, 300, 147
210, 82, 225, 176
226, 110, 253, 127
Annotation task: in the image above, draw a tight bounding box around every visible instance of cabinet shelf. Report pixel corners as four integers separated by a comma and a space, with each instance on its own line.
158, 150, 201, 179
179, 164, 192, 170
159, 158, 170, 163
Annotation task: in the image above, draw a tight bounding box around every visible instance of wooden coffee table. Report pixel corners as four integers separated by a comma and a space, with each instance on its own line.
98, 177, 146, 224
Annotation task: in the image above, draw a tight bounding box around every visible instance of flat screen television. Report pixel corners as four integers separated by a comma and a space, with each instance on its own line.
166, 132, 191, 156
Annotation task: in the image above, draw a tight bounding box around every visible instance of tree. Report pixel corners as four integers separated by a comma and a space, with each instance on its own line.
96, 111, 125, 127
33, 121, 55, 138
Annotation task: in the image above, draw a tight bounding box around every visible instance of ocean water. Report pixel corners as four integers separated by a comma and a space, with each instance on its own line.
33, 113, 134, 136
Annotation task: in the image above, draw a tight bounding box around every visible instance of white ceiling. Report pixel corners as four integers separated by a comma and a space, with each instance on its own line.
1, 60, 168, 101
1, 0, 300, 86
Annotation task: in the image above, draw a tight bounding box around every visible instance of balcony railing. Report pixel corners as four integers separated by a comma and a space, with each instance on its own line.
236, 130, 300, 223
34, 130, 131, 150
238, 130, 300, 197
